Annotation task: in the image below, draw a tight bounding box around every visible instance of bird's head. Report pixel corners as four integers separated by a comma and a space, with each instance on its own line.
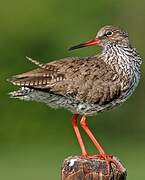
69, 25, 129, 50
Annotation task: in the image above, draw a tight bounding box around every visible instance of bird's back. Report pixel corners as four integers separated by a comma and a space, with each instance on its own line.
9, 56, 127, 115
10, 56, 123, 105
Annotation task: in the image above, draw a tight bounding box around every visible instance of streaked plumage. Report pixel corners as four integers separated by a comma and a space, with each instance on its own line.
9, 25, 142, 115
8, 25, 142, 174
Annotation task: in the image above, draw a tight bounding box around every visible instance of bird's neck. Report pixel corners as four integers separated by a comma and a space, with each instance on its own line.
100, 43, 142, 78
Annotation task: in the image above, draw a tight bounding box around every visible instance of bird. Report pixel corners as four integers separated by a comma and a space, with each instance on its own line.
9, 25, 142, 174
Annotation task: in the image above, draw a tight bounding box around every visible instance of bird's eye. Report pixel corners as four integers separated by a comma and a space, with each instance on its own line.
105, 31, 113, 36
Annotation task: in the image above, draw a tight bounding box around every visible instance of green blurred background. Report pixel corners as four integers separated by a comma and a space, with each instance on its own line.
0, 0, 145, 179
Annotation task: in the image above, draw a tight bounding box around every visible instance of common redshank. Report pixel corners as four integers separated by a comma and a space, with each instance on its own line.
9, 25, 142, 174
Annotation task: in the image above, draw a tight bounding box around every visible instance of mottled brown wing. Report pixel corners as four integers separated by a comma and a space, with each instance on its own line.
10, 57, 122, 104
10, 57, 77, 88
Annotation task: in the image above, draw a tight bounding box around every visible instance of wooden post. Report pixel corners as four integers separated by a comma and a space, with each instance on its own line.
61, 156, 127, 180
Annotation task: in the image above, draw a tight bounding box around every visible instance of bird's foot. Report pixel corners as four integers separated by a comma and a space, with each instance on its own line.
80, 154, 122, 175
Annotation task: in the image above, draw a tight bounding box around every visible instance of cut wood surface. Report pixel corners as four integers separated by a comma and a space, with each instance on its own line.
61, 156, 127, 180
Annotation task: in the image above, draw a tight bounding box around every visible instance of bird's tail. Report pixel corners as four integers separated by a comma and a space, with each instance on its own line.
9, 87, 33, 98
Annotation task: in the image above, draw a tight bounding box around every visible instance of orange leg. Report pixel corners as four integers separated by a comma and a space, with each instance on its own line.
80, 114, 106, 155
72, 114, 88, 157
80, 114, 110, 174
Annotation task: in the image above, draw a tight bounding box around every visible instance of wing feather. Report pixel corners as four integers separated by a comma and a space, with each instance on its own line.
9, 56, 122, 104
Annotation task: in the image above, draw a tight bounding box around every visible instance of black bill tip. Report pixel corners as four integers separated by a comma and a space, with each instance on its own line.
68, 44, 85, 51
